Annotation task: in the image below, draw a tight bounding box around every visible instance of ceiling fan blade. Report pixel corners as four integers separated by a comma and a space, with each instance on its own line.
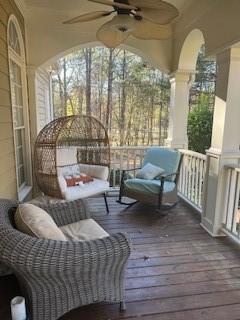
129, 0, 179, 24
139, 7, 178, 24
132, 20, 172, 40
97, 20, 131, 48
63, 11, 112, 24
89, 0, 137, 10
129, 0, 178, 10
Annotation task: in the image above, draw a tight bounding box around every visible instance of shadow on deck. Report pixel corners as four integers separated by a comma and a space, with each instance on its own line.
1, 197, 240, 319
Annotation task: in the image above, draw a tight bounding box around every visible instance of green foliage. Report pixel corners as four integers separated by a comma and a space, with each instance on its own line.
187, 94, 213, 154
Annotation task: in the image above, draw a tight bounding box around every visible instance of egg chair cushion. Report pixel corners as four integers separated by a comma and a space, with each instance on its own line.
61, 178, 110, 201
79, 164, 109, 181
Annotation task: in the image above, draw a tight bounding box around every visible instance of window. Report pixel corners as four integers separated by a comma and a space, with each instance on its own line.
8, 15, 32, 200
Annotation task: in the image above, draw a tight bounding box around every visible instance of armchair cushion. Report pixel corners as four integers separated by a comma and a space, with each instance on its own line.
60, 218, 109, 241
136, 163, 164, 180
124, 178, 175, 195
143, 148, 181, 182
15, 204, 67, 241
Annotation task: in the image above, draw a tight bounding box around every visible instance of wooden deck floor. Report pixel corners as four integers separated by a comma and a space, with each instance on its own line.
1, 197, 240, 319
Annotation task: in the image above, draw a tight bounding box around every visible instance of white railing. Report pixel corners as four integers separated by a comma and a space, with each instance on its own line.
178, 149, 206, 212
222, 165, 240, 244
110, 146, 151, 188
110, 146, 206, 213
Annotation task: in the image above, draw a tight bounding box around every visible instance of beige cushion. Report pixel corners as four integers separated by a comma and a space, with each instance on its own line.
56, 147, 77, 166
60, 219, 109, 241
79, 164, 109, 181
62, 179, 109, 201
15, 204, 67, 241
57, 164, 80, 177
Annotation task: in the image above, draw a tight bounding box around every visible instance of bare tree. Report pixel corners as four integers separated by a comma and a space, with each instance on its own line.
84, 48, 92, 116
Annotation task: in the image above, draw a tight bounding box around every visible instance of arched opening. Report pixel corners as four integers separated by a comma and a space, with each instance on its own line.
178, 29, 205, 71
178, 29, 216, 154
50, 46, 171, 147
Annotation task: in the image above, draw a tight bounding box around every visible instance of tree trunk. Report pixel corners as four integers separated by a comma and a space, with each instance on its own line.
85, 48, 92, 116
120, 50, 127, 146
63, 58, 68, 116
106, 49, 114, 132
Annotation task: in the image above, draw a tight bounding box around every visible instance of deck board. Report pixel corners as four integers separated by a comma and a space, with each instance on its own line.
0, 197, 240, 320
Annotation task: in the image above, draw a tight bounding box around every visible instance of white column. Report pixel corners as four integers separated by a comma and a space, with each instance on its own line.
166, 70, 195, 149
201, 48, 240, 236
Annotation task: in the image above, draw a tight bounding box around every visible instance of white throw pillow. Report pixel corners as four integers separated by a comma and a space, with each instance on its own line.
57, 164, 80, 177
15, 203, 67, 241
136, 163, 164, 180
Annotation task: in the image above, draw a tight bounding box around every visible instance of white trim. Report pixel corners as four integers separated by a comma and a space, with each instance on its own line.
7, 15, 32, 201
18, 186, 32, 202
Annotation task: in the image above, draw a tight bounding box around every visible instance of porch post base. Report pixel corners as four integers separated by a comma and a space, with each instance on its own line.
200, 218, 225, 237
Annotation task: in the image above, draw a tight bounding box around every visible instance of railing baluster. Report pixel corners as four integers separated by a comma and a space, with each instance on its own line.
198, 159, 203, 207
178, 149, 207, 212
222, 166, 240, 245
195, 158, 200, 205
226, 169, 236, 231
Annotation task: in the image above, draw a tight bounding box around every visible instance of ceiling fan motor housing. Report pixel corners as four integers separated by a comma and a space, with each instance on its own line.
113, 0, 142, 22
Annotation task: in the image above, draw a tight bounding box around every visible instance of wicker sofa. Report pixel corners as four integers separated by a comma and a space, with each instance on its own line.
0, 199, 131, 320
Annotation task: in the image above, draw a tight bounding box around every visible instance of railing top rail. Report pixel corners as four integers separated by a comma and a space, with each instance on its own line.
179, 149, 207, 160
225, 164, 240, 173
110, 146, 163, 151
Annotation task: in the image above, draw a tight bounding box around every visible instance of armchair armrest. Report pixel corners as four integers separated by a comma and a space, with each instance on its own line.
122, 167, 141, 173
159, 171, 179, 181
36, 199, 91, 227
158, 171, 179, 207
10, 232, 131, 276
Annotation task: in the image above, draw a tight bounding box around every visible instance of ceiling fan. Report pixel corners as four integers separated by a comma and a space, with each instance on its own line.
63, 0, 179, 48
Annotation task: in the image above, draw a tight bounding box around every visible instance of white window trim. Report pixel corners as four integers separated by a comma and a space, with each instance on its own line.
8, 15, 32, 202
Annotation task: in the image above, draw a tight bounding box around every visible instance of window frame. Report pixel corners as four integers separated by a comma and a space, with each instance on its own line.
7, 15, 32, 201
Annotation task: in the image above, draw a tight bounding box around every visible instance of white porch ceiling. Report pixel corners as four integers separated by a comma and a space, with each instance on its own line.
16, 0, 195, 70
23, 0, 190, 12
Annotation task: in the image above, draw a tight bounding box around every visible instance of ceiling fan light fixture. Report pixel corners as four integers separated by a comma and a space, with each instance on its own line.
108, 14, 137, 33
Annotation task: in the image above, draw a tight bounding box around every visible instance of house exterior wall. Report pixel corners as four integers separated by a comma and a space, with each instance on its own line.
0, 0, 25, 199
35, 68, 52, 131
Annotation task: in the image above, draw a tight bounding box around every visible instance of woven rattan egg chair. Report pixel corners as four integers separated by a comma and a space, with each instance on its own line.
34, 115, 110, 212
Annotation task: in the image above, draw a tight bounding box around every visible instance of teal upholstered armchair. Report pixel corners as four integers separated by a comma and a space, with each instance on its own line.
118, 147, 182, 210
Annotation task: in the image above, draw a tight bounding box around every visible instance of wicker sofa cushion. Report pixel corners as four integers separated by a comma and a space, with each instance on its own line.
15, 204, 67, 241
60, 218, 109, 241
